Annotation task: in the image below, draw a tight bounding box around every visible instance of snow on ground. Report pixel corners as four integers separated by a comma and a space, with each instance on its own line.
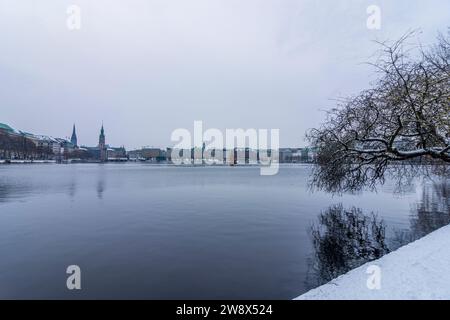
296, 225, 450, 300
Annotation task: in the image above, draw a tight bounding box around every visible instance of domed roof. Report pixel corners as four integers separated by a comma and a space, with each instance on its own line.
0, 123, 15, 132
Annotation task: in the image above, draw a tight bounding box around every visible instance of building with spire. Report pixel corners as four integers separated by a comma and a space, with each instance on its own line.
99, 124, 107, 162
70, 124, 78, 147
62, 123, 126, 162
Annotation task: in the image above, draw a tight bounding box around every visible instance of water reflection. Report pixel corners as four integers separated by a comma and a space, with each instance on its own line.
1, 164, 448, 298
307, 180, 450, 288
68, 174, 77, 199
410, 181, 450, 238
393, 180, 450, 247
0, 175, 33, 203
97, 167, 106, 199
305, 204, 390, 288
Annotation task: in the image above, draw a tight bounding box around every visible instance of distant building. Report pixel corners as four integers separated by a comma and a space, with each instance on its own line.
99, 124, 107, 162
1, 122, 126, 162
70, 124, 78, 147
57, 138, 76, 154
0, 123, 16, 135
71, 124, 126, 162
0, 123, 62, 160
128, 147, 166, 162
278, 147, 316, 163
291, 149, 303, 163
279, 148, 293, 163
107, 147, 127, 160
84, 146, 101, 160
301, 147, 317, 162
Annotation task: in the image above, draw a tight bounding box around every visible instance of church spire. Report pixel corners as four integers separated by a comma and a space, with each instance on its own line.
99, 123, 107, 162
70, 124, 78, 147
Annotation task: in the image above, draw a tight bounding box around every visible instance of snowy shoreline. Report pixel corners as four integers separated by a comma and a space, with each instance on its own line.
295, 224, 450, 300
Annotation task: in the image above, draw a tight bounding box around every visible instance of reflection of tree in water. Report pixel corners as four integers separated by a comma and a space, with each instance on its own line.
393, 180, 450, 247
306, 204, 390, 288
306, 180, 450, 289
411, 181, 450, 238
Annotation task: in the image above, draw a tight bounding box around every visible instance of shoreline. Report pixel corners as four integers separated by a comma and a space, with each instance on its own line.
0, 160, 57, 164
0, 160, 313, 166
295, 224, 450, 300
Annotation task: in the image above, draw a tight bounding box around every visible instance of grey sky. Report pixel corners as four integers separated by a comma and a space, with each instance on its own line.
1, 0, 449, 149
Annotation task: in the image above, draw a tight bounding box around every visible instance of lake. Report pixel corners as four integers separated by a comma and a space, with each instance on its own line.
0, 163, 447, 299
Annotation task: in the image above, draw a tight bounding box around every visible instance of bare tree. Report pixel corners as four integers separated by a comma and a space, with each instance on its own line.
0, 131, 37, 160
308, 31, 450, 193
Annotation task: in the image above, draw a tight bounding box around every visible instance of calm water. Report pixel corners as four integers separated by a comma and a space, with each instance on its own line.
0, 163, 447, 299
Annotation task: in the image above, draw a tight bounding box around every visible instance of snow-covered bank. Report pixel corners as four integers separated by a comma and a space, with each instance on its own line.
296, 225, 450, 300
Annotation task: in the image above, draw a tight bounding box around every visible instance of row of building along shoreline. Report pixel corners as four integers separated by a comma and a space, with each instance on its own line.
0, 122, 316, 164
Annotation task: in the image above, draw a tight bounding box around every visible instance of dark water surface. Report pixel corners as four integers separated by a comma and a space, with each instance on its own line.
0, 164, 447, 299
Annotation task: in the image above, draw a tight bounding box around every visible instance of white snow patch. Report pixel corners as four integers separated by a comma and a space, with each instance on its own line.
296, 225, 450, 300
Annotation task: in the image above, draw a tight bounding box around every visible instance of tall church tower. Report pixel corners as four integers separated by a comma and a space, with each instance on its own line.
70, 124, 78, 147
99, 124, 107, 162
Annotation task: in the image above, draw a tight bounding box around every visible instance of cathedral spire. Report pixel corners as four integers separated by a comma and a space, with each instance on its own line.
70, 123, 78, 147
99, 123, 105, 146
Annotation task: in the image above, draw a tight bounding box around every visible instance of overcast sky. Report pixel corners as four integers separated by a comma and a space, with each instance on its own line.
1, 0, 449, 149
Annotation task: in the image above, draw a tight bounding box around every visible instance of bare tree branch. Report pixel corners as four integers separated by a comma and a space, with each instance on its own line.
308, 31, 450, 193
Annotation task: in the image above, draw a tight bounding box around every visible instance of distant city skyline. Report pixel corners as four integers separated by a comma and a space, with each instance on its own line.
1, 0, 449, 149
